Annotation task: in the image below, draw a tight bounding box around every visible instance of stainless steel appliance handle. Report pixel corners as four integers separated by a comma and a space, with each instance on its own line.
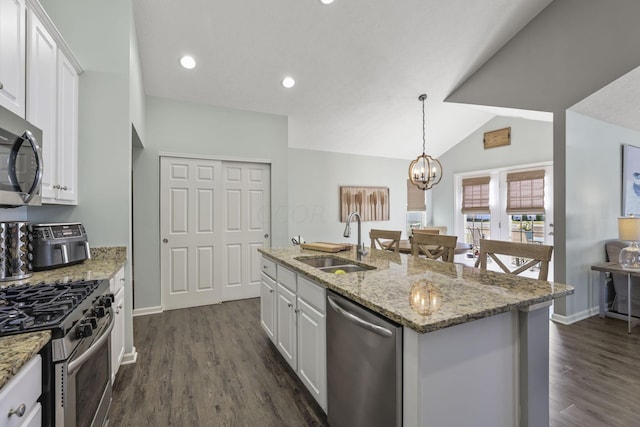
82, 241, 91, 259
68, 310, 115, 375
55, 244, 69, 264
327, 295, 393, 337
22, 130, 43, 204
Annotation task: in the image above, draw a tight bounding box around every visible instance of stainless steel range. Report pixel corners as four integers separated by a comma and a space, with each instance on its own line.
0, 279, 114, 427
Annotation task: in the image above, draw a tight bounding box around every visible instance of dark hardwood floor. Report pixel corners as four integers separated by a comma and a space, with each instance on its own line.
110, 299, 640, 426
549, 316, 640, 426
110, 299, 327, 427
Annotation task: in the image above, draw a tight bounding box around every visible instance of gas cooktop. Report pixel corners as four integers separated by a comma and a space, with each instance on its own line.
0, 280, 106, 336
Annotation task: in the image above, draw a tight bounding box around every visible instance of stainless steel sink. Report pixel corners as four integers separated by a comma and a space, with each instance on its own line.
294, 256, 376, 274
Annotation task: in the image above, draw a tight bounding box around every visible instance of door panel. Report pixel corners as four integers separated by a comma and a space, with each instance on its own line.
161, 157, 222, 310
222, 162, 270, 301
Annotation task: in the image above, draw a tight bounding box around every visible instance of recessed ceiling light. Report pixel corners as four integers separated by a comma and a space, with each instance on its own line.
320, 0, 334, 4
179, 55, 196, 69
282, 76, 296, 89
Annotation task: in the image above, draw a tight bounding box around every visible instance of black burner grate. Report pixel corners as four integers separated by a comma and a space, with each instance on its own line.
0, 280, 100, 333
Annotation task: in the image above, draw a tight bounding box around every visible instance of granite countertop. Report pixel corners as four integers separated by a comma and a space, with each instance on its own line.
259, 246, 574, 333
0, 246, 127, 288
0, 331, 51, 389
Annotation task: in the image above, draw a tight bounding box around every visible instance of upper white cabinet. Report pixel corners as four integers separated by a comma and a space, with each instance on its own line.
0, 0, 26, 117
26, 5, 79, 204
51, 51, 78, 203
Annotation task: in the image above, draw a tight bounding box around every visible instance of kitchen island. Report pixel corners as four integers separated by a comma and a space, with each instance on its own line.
259, 245, 574, 427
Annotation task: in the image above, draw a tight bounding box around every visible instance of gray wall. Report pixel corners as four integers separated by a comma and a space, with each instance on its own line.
133, 96, 288, 309
564, 110, 640, 321
288, 148, 412, 244
431, 116, 553, 234
31, 0, 136, 353
445, 0, 640, 321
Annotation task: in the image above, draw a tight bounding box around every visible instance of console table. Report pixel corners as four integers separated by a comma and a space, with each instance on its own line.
591, 262, 640, 333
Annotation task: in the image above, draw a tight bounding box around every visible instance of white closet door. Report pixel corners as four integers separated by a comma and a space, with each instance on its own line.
222, 162, 271, 301
160, 156, 223, 310
160, 156, 271, 310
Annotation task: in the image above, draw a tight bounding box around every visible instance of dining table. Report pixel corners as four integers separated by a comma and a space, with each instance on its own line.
386, 239, 472, 255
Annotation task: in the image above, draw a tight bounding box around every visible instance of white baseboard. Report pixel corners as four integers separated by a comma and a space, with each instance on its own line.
551, 306, 598, 325
122, 347, 138, 365
132, 306, 163, 317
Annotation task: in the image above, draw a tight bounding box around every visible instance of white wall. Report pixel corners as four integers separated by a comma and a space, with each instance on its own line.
133, 96, 288, 309
564, 110, 640, 321
431, 116, 553, 234
288, 148, 412, 244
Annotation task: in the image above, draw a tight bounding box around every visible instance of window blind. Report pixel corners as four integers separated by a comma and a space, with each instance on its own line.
461, 176, 490, 214
407, 179, 426, 211
506, 170, 545, 214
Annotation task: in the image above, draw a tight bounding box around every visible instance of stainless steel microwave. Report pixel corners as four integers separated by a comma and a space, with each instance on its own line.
0, 105, 43, 207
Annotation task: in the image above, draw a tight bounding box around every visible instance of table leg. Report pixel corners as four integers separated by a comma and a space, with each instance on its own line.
628, 272, 632, 334
599, 271, 608, 318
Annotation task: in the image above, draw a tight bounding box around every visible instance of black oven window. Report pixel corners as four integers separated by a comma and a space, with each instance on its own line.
76, 340, 110, 427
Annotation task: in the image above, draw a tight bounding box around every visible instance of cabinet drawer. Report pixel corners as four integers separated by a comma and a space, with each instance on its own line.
0, 355, 42, 427
277, 265, 297, 292
261, 257, 276, 280
261, 272, 275, 287
298, 276, 326, 313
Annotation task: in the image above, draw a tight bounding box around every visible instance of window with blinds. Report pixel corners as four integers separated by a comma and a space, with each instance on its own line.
407, 179, 426, 211
461, 176, 490, 213
506, 170, 545, 214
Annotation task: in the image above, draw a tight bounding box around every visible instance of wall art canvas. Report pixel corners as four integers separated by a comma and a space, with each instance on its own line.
622, 144, 640, 215
340, 186, 389, 222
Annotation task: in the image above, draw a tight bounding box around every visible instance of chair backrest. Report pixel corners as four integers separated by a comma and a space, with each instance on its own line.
412, 229, 440, 236
411, 234, 458, 263
369, 229, 402, 253
475, 239, 553, 281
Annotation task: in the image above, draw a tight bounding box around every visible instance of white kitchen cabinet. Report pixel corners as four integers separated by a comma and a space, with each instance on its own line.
26, 8, 56, 195
0, 0, 26, 117
260, 256, 327, 411
260, 272, 277, 344
296, 276, 327, 411
49, 50, 77, 203
276, 282, 297, 370
0, 354, 42, 427
24, 1, 79, 204
110, 267, 125, 382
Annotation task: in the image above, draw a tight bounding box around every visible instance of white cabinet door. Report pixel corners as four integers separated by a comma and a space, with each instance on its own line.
0, 0, 26, 117
260, 273, 276, 344
297, 296, 327, 411
110, 286, 125, 383
53, 51, 77, 203
26, 9, 57, 200
276, 283, 297, 370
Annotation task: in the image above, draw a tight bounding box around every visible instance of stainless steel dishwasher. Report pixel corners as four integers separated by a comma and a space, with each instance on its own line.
326, 290, 403, 427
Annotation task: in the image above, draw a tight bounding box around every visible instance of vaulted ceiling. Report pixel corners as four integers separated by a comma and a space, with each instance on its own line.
133, 0, 639, 160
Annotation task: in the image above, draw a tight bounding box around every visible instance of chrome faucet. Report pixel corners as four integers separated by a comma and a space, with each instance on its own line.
343, 211, 367, 260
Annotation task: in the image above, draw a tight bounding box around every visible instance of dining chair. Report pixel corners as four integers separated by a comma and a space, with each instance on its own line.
411, 234, 458, 263
475, 239, 553, 281
369, 229, 402, 253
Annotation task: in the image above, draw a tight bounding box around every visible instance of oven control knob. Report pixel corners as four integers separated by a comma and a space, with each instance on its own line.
101, 296, 112, 308
86, 316, 98, 329
75, 323, 93, 339
93, 306, 106, 318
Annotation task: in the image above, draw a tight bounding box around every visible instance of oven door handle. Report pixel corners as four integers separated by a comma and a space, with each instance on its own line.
68, 310, 115, 375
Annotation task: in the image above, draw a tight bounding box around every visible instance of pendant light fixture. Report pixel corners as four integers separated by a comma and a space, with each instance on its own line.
408, 94, 443, 191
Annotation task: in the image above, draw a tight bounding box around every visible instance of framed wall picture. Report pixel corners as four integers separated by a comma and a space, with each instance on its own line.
340, 186, 389, 222
622, 144, 640, 215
